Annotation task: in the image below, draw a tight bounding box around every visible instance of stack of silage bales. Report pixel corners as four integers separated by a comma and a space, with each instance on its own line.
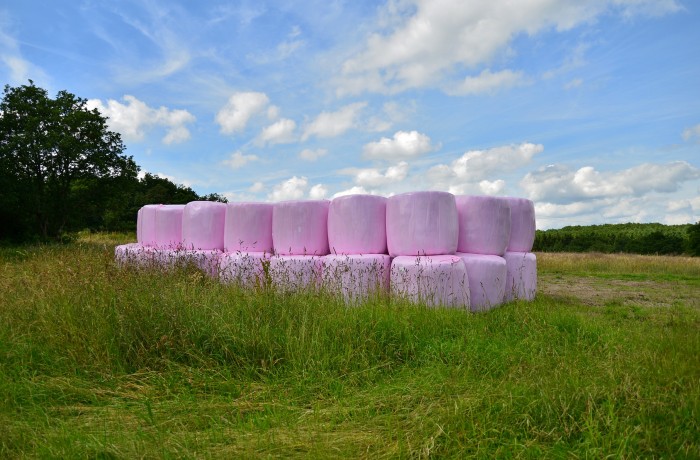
115, 192, 537, 309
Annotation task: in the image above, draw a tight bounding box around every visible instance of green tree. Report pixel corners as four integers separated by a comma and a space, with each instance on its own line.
0, 81, 137, 239
687, 222, 700, 256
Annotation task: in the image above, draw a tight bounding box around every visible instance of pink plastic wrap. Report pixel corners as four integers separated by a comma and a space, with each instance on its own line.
136, 208, 143, 243
269, 255, 323, 291
456, 253, 507, 311
178, 249, 222, 277
322, 254, 391, 304
390, 255, 470, 309
219, 251, 270, 287
224, 202, 274, 253
114, 243, 156, 267
154, 205, 185, 249
504, 197, 536, 252
504, 251, 537, 302
272, 200, 330, 255
328, 195, 387, 255
386, 192, 458, 257
138, 204, 162, 247
182, 201, 226, 250
456, 195, 511, 256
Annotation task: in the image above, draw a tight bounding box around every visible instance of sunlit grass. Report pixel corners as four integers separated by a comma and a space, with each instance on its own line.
1, 236, 698, 457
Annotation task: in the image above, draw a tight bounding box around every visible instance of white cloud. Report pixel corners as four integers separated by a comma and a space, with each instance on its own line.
332, 186, 371, 198
521, 161, 700, 203
0, 23, 48, 85
268, 176, 308, 201
302, 102, 367, 140
479, 179, 506, 195
299, 148, 328, 161
363, 130, 436, 160
223, 151, 259, 169
258, 118, 297, 145
449, 69, 524, 95
87, 95, 195, 144
682, 123, 700, 142
309, 184, 328, 200
350, 161, 409, 188
249, 181, 265, 193
215, 92, 270, 134
336, 0, 681, 95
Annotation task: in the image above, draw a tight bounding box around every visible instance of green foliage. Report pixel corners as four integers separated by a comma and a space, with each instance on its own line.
534, 222, 693, 256
688, 221, 700, 256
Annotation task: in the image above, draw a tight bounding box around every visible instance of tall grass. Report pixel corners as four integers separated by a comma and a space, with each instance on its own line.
1, 237, 698, 457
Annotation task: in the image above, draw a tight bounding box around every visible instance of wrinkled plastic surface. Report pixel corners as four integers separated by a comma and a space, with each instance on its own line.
273, 200, 330, 255
504, 251, 537, 301
328, 195, 387, 255
138, 205, 162, 246
224, 202, 273, 253
456, 253, 507, 311
182, 201, 226, 250
505, 198, 536, 252
456, 195, 511, 256
390, 255, 469, 309
269, 255, 322, 291
322, 254, 391, 304
154, 205, 185, 249
219, 251, 270, 286
115, 243, 156, 267
178, 249, 222, 277
386, 192, 458, 257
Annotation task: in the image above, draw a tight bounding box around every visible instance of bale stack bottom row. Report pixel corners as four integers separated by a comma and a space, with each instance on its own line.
116, 192, 537, 311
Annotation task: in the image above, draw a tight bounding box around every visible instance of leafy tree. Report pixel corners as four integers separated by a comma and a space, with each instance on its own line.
0, 81, 136, 239
687, 222, 700, 256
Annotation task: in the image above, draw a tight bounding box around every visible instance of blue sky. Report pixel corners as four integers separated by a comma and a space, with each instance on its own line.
1, 0, 699, 229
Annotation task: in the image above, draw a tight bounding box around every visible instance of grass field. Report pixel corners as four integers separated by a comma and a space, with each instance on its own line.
1, 234, 698, 458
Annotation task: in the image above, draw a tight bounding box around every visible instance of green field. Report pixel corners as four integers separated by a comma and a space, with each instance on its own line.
1, 235, 699, 458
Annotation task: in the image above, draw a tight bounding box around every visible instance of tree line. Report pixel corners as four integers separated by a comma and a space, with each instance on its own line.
533, 222, 700, 256
0, 81, 225, 242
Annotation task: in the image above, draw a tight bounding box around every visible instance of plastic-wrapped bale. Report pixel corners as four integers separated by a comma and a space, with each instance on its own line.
268, 255, 322, 292
154, 205, 185, 249
504, 252, 537, 302
456, 253, 507, 311
390, 255, 470, 309
504, 197, 536, 252
178, 249, 222, 277
328, 194, 387, 255
219, 251, 270, 287
273, 200, 330, 255
114, 243, 157, 267
182, 201, 227, 250
386, 191, 458, 257
224, 202, 274, 253
456, 195, 511, 256
322, 254, 391, 304
138, 204, 162, 247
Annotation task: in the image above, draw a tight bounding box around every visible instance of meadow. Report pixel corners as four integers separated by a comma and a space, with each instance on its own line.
1, 234, 698, 458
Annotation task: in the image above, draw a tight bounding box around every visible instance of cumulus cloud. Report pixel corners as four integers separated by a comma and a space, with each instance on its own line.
521, 161, 700, 203
268, 176, 308, 201
302, 102, 367, 140
682, 123, 700, 142
87, 95, 195, 144
479, 179, 506, 195
249, 181, 265, 193
332, 186, 371, 198
299, 148, 328, 161
222, 151, 259, 169
349, 161, 409, 188
336, 0, 681, 95
309, 184, 328, 199
363, 130, 436, 160
449, 69, 524, 96
257, 118, 297, 145
215, 92, 270, 134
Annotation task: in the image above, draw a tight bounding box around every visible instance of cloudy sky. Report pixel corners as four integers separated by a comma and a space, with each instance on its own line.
2, 0, 699, 228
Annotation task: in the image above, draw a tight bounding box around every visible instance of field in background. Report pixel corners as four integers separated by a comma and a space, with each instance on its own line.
1, 234, 698, 458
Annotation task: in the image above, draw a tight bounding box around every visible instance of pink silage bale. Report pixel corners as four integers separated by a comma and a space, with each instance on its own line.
272, 200, 330, 255
136, 208, 143, 243
182, 201, 226, 250
268, 255, 323, 291
386, 191, 458, 257
328, 194, 387, 255
456, 195, 511, 256
505, 197, 536, 252
224, 202, 273, 253
390, 255, 470, 309
504, 251, 537, 302
219, 251, 270, 286
154, 204, 185, 249
139, 204, 162, 247
322, 254, 391, 304
456, 253, 507, 311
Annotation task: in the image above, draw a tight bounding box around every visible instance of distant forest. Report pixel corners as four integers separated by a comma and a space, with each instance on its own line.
534, 222, 700, 256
